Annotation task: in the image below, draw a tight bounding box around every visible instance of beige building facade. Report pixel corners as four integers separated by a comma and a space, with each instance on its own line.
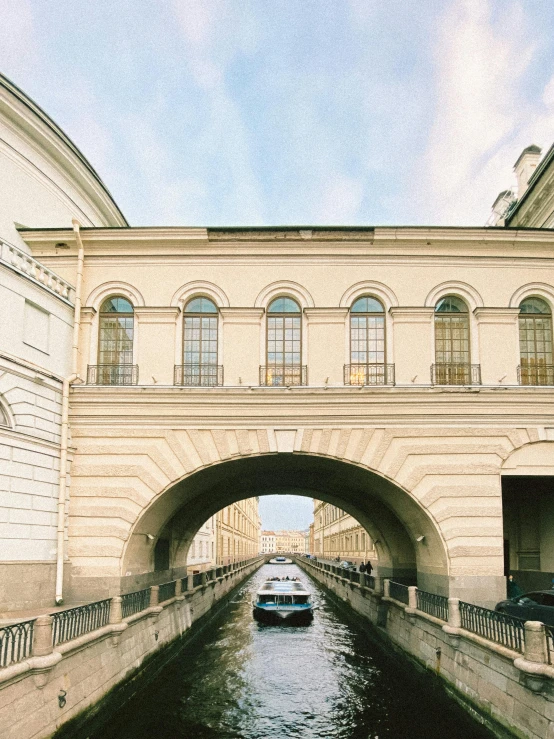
312, 499, 376, 566
0, 73, 126, 611
215, 497, 260, 566
274, 529, 307, 554
13, 221, 554, 609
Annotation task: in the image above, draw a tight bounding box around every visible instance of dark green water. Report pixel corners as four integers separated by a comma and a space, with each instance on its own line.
86, 564, 494, 739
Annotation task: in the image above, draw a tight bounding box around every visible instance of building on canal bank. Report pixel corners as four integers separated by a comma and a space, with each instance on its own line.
312, 499, 377, 565
274, 529, 308, 554
260, 530, 277, 554
215, 497, 261, 566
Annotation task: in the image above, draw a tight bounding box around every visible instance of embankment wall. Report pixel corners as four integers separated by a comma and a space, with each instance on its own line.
297, 559, 554, 739
0, 558, 263, 739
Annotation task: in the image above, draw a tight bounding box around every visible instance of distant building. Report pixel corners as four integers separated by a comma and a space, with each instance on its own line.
311, 500, 376, 565
186, 516, 216, 573
275, 529, 307, 553
261, 531, 277, 554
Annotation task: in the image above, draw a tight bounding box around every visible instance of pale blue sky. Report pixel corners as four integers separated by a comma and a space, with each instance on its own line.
2, 0, 554, 227
258, 495, 313, 531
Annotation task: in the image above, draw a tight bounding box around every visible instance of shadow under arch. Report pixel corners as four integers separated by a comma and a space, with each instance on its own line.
122, 453, 449, 594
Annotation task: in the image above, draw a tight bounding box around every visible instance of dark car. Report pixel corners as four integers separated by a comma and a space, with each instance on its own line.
495, 589, 554, 626
339, 560, 357, 571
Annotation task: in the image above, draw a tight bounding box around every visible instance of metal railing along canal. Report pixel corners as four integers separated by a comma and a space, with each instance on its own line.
158, 581, 177, 603
459, 601, 524, 653
0, 619, 35, 668
121, 588, 151, 618
416, 590, 449, 621
389, 581, 410, 604
52, 599, 111, 646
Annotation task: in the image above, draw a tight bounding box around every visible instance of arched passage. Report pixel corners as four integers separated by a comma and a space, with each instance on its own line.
502, 441, 554, 591
121, 453, 448, 594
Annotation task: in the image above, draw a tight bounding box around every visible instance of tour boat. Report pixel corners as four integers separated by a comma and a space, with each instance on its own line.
252, 580, 314, 623
268, 556, 292, 564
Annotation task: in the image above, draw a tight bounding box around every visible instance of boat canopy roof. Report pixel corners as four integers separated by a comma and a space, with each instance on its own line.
257, 581, 310, 595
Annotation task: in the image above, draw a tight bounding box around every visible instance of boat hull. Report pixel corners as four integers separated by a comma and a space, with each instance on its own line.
253, 606, 313, 624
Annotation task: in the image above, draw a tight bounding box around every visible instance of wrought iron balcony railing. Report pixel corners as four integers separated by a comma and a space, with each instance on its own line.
174, 364, 223, 386
431, 363, 481, 386
344, 363, 395, 386
86, 364, 139, 386
259, 365, 307, 386
517, 364, 554, 386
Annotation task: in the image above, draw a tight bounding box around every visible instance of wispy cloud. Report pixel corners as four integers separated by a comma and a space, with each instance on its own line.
0, 0, 553, 226
417, 0, 551, 224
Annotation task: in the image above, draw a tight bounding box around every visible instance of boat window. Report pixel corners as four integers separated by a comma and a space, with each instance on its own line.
276, 595, 293, 604
294, 595, 308, 604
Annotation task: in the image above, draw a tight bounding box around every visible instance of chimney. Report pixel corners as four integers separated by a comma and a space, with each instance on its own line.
514, 145, 542, 197
487, 190, 515, 226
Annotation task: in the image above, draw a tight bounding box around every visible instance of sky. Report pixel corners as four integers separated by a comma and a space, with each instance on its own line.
258, 495, 313, 531
2, 0, 554, 228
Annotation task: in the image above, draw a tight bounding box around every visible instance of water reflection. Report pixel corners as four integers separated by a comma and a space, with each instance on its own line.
87, 564, 493, 739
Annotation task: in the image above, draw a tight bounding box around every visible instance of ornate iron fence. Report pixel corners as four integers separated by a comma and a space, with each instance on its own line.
174, 364, 223, 386
181, 577, 189, 592
86, 364, 138, 386
52, 600, 111, 646
459, 601, 524, 652
350, 571, 360, 583
192, 573, 203, 588
431, 363, 481, 386
121, 588, 151, 618
344, 363, 395, 386
364, 575, 375, 589
518, 365, 554, 386
389, 581, 410, 604
259, 365, 307, 386
158, 581, 176, 603
416, 590, 449, 621
0, 619, 35, 667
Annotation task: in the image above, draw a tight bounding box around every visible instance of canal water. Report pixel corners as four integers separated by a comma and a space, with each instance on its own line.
85, 564, 494, 739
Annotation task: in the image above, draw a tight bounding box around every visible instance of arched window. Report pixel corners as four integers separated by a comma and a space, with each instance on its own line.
348, 296, 388, 385
95, 296, 136, 385
433, 296, 475, 385
180, 297, 221, 386
263, 297, 305, 386
519, 298, 553, 385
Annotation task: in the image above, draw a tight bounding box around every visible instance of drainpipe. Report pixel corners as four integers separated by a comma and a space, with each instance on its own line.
55, 220, 84, 604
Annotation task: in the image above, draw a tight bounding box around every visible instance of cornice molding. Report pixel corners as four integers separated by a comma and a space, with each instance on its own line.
304, 307, 349, 324
220, 307, 264, 325
0, 74, 127, 226
473, 308, 520, 324
134, 307, 181, 323
389, 307, 434, 322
